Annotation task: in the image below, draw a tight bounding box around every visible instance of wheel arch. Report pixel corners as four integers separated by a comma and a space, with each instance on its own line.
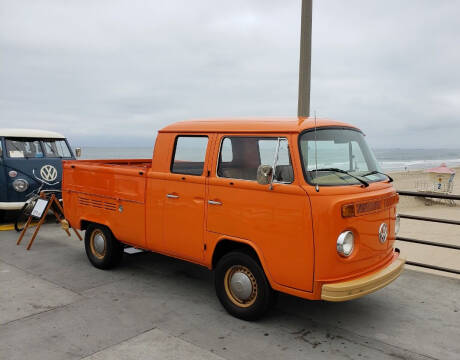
81, 219, 112, 234
211, 238, 269, 275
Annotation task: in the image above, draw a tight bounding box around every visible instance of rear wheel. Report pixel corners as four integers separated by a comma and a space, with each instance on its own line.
85, 224, 123, 269
215, 251, 274, 320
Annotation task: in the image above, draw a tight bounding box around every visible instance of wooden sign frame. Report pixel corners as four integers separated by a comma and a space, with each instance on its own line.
16, 193, 82, 250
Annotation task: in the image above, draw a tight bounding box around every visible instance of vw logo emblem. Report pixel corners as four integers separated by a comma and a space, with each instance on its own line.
40, 165, 58, 181
379, 223, 388, 243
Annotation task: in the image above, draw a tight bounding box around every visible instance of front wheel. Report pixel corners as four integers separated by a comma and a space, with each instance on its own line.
84, 224, 124, 269
215, 251, 274, 320
15, 200, 36, 232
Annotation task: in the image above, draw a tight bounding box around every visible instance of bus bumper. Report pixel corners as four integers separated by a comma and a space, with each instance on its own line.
0, 202, 25, 210
321, 255, 405, 301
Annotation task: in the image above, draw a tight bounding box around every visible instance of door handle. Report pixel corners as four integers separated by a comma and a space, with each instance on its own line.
208, 200, 222, 205
166, 194, 180, 199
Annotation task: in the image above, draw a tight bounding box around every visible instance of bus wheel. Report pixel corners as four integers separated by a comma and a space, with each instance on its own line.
84, 224, 123, 269
215, 251, 273, 320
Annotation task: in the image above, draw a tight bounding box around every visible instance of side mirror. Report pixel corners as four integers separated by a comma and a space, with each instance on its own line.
75, 147, 82, 158
257, 165, 273, 185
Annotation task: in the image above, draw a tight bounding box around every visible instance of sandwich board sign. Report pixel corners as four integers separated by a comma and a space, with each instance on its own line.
16, 194, 82, 250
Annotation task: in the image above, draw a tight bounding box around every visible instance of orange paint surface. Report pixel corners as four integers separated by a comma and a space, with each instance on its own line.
62, 117, 400, 301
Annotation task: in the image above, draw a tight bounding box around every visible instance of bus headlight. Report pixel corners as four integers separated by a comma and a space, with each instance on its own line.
395, 214, 400, 235
337, 231, 354, 257
13, 179, 29, 192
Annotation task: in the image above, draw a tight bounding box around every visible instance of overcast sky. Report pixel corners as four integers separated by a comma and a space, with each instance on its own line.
1, 0, 459, 148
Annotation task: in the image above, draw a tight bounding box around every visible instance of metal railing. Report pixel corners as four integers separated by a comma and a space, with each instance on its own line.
397, 190, 460, 275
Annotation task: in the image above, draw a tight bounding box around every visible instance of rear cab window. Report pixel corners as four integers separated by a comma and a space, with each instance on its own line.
217, 136, 293, 183
171, 136, 209, 175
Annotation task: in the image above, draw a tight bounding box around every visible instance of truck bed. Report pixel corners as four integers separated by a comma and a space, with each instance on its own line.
62, 158, 150, 247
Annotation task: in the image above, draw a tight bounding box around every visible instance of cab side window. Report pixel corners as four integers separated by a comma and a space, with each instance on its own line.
217, 137, 293, 183
171, 136, 208, 176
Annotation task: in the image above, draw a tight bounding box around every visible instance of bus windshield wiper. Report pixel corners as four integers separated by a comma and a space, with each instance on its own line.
312, 168, 369, 187
361, 170, 393, 183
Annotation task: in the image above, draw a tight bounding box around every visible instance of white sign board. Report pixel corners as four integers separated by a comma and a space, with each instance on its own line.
31, 199, 49, 219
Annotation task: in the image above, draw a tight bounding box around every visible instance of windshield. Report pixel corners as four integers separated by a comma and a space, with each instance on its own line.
5, 138, 72, 158
42, 139, 72, 158
299, 128, 387, 186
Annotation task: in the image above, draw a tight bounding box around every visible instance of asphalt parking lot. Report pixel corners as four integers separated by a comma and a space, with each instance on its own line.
1, 224, 459, 360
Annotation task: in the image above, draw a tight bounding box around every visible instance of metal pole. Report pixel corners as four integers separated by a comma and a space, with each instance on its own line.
298, 0, 313, 118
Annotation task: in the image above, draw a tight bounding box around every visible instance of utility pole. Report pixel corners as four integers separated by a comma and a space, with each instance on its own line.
297, 0, 312, 118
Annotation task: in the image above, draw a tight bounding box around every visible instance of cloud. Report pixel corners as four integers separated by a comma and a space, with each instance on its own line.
0, 0, 459, 148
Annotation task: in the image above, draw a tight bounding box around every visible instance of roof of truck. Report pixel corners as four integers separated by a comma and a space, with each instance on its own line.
159, 117, 359, 133
0, 128, 66, 138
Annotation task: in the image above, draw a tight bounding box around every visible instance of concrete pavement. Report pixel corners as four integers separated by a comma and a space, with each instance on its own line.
0, 224, 459, 360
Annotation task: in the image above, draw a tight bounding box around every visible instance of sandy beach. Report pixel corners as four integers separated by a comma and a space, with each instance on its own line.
391, 167, 460, 279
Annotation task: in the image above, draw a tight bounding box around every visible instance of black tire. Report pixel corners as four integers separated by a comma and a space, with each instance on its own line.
15, 202, 34, 232
84, 224, 124, 269
215, 251, 274, 320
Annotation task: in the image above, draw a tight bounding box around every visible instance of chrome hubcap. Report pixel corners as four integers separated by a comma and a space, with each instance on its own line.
93, 233, 105, 254
229, 271, 253, 301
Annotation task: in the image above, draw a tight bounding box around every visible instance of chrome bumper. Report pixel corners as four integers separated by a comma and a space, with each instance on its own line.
0, 202, 25, 210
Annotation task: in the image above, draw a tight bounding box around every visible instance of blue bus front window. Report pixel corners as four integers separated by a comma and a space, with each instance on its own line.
42, 139, 72, 158
5, 138, 44, 158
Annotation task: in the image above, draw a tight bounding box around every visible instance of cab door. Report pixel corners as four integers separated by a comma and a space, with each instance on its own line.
162, 134, 213, 263
206, 134, 314, 292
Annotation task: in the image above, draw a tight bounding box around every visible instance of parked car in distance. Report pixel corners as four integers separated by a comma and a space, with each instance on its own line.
0, 129, 76, 219
62, 117, 405, 320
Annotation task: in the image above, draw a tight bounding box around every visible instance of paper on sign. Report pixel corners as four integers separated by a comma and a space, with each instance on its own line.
31, 199, 49, 218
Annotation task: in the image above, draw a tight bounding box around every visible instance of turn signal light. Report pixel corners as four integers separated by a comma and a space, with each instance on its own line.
342, 204, 355, 218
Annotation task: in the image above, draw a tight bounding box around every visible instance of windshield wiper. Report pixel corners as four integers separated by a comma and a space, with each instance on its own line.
312, 168, 369, 187
361, 170, 393, 183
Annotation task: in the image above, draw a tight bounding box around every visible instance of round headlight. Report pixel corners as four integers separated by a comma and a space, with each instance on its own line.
337, 231, 354, 257
395, 214, 400, 235
13, 179, 29, 192
8, 170, 17, 178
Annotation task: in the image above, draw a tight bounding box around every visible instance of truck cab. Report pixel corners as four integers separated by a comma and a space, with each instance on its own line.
63, 117, 404, 320
0, 129, 75, 214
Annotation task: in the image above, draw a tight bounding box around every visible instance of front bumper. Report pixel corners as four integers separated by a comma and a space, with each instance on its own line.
0, 202, 25, 210
321, 255, 405, 301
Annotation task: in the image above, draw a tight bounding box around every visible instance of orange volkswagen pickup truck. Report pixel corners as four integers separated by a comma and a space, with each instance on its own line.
62, 117, 404, 320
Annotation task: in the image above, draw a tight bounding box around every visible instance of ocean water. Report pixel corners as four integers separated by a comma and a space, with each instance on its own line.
79, 146, 460, 172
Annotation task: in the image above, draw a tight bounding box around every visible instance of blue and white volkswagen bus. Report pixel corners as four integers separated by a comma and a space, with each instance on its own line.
0, 129, 76, 215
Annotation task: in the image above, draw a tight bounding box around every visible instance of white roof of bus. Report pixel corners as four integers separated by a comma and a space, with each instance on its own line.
0, 129, 66, 139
